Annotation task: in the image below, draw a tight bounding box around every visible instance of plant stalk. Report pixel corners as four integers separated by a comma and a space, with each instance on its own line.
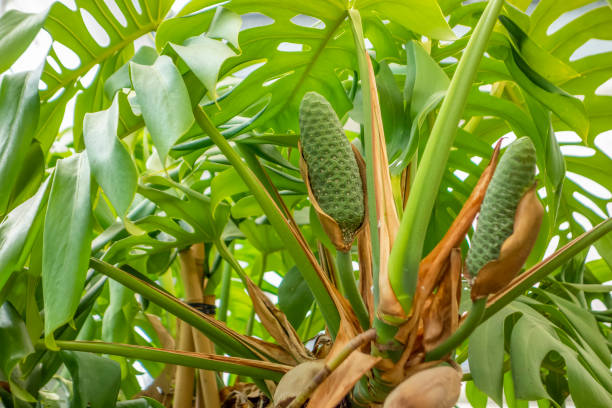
387, 0, 506, 313
337, 250, 370, 330
425, 297, 487, 361
37, 340, 288, 381
193, 106, 340, 336
89, 258, 256, 359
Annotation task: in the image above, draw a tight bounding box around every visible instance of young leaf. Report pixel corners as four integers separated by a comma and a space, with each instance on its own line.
84, 94, 138, 216
43, 154, 92, 347
0, 9, 48, 74
0, 179, 49, 292
130, 55, 194, 162
0, 70, 40, 215
61, 350, 121, 408
169, 36, 237, 100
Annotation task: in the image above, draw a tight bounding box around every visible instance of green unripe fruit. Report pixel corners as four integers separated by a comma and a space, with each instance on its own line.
299, 92, 365, 241
466, 137, 537, 277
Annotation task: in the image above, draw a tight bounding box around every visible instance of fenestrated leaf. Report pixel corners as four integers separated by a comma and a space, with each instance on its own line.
84, 94, 138, 215
0, 70, 40, 215
40, 0, 173, 101
138, 178, 229, 242
355, 0, 455, 41
130, 55, 195, 162
0, 9, 48, 74
507, 301, 612, 408
61, 350, 121, 408
504, 48, 589, 140
43, 154, 92, 347
0, 179, 49, 293
541, 291, 610, 367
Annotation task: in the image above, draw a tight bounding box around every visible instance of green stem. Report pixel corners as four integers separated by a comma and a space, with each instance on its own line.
246, 254, 267, 336
387, 0, 505, 314
41, 340, 287, 381
483, 217, 612, 321
425, 297, 487, 361
337, 250, 370, 330
193, 106, 340, 336
89, 258, 256, 359
217, 244, 233, 324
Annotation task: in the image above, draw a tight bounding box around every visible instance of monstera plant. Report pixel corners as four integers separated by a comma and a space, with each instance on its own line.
0, 0, 611, 407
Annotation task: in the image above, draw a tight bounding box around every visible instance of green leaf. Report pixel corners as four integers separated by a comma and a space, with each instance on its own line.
207, 7, 242, 50
116, 397, 165, 408
40, 0, 173, 100
504, 371, 530, 408
0, 9, 48, 74
278, 266, 314, 329
0, 180, 49, 293
542, 292, 610, 367
211, 167, 247, 212
0, 70, 40, 215
43, 154, 92, 347
104, 46, 159, 99
84, 95, 138, 215
169, 36, 237, 99
239, 219, 285, 254
0, 302, 36, 402
469, 310, 508, 405
101, 280, 136, 343
6, 141, 45, 212
504, 48, 589, 141
138, 180, 229, 242
61, 350, 121, 408
130, 56, 195, 161
390, 40, 450, 173
509, 302, 612, 408
466, 380, 489, 408
355, 0, 455, 40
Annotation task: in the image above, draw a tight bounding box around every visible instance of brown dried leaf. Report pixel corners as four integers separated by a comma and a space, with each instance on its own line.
357, 221, 375, 322
245, 276, 313, 363
396, 142, 501, 342
471, 185, 544, 299
383, 365, 462, 408
222, 382, 272, 408
307, 351, 381, 408
422, 249, 461, 352
274, 360, 326, 407
365, 54, 404, 320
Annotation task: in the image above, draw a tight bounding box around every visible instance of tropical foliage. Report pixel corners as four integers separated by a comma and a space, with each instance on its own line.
0, 0, 611, 407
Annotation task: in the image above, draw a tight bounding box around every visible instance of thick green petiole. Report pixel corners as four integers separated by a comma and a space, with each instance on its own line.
336, 249, 370, 330
425, 297, 487, 361
40, 340, 287, 381
194, 106, 340, 336
387, 0, 506, 314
